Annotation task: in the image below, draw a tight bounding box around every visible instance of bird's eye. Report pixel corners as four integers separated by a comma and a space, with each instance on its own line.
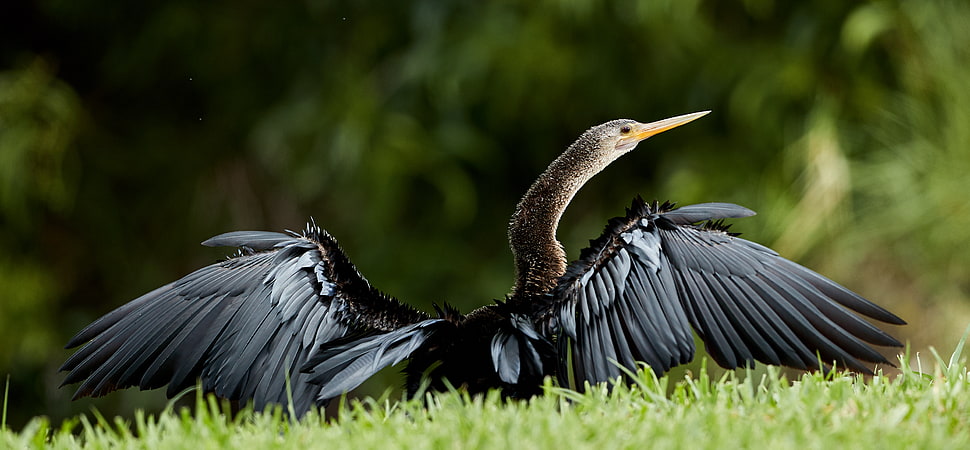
620, 125, 632, 134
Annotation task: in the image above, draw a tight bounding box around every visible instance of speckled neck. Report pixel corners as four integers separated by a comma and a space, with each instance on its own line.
508, 140, 610, 299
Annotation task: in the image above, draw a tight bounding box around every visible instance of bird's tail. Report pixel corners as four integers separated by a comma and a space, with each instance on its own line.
490, 313, 555, 394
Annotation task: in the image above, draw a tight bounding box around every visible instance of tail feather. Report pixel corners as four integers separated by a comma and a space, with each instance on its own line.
490, 314, 554, 386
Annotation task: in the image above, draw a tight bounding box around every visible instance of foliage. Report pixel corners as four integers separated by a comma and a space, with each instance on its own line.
0, 0, 968, 429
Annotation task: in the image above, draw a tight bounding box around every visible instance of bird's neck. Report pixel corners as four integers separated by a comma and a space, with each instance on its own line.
508, 148, 601, 299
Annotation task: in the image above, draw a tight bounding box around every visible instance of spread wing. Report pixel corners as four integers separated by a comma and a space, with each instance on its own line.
547, 198, 905, 388
60, 222, 429, 415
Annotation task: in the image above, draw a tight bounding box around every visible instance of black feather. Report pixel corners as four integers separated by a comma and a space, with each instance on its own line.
548, 196, 903, 388
61, 222, 430, 416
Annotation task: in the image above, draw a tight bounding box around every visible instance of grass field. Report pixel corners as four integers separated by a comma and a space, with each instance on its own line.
3, 341, 969, 449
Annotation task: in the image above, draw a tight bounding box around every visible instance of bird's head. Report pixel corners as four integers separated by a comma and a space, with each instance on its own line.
572, 111, 711, 167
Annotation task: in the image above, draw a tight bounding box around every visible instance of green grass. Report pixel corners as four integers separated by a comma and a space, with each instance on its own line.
4, 346, 969, 449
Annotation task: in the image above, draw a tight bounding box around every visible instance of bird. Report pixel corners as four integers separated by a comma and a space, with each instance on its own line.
60, 111, 905, 416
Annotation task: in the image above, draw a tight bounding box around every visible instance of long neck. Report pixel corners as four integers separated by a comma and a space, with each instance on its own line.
508, 147, 605, 299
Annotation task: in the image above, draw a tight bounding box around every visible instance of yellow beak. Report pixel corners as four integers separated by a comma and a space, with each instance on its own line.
617, 110, 711, 150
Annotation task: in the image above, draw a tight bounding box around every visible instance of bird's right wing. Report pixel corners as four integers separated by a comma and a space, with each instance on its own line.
60, 222, 430, 415
546, 198, 904, 388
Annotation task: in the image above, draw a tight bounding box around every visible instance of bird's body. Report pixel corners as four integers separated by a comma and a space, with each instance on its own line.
61, 112, 905, 415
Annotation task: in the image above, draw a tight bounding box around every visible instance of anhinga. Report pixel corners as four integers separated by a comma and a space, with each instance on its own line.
61, 111, 905, 415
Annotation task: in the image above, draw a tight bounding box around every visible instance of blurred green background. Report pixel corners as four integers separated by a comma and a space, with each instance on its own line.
2, 0, 968, 429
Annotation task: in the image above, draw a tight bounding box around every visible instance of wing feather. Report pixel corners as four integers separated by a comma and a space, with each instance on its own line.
61, 223, 428, 415
549, 198, 904, 387
303, 320, 446, 401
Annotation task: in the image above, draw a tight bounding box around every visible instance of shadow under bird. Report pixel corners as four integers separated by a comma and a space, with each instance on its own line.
61, 111, 906, 415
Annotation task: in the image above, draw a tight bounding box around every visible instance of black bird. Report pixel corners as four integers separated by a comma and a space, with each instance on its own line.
61, 111, 905, 415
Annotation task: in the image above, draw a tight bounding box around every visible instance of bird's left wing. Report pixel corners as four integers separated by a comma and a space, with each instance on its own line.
546, 198, 904, 388
60, 223, 431, 415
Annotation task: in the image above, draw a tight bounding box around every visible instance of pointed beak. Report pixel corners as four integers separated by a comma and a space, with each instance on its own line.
617, 110, 711, 150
